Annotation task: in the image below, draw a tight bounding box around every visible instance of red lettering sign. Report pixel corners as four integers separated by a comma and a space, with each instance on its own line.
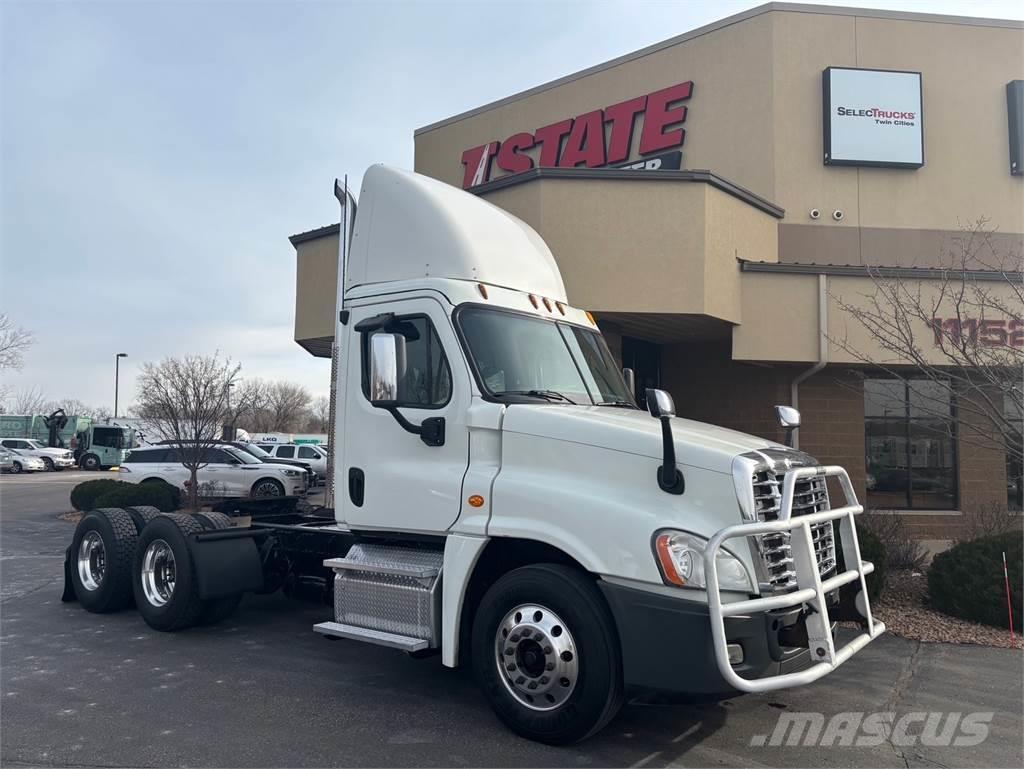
929, 318, 1024, 347
459, 81, 695, 188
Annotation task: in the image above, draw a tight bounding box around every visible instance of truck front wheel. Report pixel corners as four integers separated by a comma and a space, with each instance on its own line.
471, 564, 624, 745
80, 454, 101, 471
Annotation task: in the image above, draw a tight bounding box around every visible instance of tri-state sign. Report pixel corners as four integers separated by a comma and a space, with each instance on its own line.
460, 81, 694, 189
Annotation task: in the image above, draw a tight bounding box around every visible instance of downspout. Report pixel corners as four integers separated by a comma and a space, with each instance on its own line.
789, 273, 828, 450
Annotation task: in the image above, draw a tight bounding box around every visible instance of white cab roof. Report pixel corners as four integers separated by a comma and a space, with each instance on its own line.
346, 165, 566, 302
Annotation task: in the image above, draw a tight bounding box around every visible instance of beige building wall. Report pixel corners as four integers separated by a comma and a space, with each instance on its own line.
414, 4, 1024, 269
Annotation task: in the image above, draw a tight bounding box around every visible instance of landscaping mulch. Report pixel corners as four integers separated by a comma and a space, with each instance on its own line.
871, 568, 1022, 650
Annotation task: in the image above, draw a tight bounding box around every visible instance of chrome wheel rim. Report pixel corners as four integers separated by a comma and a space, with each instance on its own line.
141, 539, 176, 607
77, 531, 106, 591
494, 603, 578, 711
253, 481, 281, 497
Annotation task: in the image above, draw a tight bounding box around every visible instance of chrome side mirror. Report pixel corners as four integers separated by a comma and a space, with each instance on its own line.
647, 388, 676, 419
646, 388, 684, 495
369, 333, 406, 407
775, 405, 800, 447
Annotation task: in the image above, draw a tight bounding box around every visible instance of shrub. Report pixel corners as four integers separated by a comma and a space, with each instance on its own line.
70, 478, 122, 511
928, 532, 1022, 631
957, 502, 1023, 543
855, 525, 887, 601
92, 480, 181, 513
858, 510, 927, 571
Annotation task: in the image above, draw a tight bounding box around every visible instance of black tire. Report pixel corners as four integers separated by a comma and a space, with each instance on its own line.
191, 511, 243, 624
123, 506, 162, 533
80, 454, 101, 471
10, 461, 22, 474
133, 514, 209, 632
250, 478, 284, 497
41, 456, 54, 471
471, 564, 624, 745
70, 508, 138, 613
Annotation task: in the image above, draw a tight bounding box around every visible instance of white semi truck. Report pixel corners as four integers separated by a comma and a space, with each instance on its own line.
63, 165, 883, 744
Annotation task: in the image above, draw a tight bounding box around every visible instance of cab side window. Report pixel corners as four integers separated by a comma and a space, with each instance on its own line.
298, 446, 318, 459
276, 446, 295, 458
362, 316, 452, 408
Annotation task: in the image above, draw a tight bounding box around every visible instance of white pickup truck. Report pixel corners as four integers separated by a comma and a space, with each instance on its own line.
63, 165, 883, 744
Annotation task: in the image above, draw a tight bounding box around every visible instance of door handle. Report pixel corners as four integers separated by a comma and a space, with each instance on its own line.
348, 468, 365, 507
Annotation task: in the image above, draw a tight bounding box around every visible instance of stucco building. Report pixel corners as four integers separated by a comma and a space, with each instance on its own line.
290, 3, 1024, 545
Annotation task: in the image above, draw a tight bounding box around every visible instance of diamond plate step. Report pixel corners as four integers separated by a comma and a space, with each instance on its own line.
313, 621, 429, 651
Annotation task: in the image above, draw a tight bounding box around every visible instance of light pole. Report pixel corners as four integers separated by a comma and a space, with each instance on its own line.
114, 353, 128, 418
225, 382, 236, 440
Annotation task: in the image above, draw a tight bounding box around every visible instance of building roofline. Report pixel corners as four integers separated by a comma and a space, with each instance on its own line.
289, 223, 340, 246
414, 2, 1022, 137
740, 260, 1024, 282
472, 167, 785, 218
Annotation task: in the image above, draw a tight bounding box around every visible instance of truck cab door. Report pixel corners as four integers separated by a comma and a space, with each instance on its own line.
340, 298, 470, 533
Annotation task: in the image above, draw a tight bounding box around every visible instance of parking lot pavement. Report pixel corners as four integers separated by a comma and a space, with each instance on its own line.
2, 481, 1022, 768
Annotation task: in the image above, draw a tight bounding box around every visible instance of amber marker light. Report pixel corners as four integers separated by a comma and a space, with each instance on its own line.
528, 294, 539, 309
654, 533, 687, 586
468, 495, 485, 508
585, 311, 597, 325
555, 301, 566, 315
477, 283, 489, 299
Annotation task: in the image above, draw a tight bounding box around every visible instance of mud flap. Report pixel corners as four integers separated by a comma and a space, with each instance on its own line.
190, 532, 265, 600
61, 545, 76, 602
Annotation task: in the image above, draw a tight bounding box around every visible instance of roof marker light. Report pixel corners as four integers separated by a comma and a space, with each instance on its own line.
555, 301, 566, 315
542, 297, 553, 311
585, 311, 597, 325
477, 283, 489, 299
528, 294, 539, 309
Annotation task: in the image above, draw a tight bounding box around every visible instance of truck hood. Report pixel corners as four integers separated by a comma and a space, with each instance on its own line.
501, 405, 785, 474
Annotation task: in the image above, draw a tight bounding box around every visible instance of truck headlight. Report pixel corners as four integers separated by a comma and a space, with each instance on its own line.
653, 531, 753, 592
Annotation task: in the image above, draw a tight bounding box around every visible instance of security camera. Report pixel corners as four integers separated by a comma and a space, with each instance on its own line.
832, 209, 845, 221
809, 208, 821, 220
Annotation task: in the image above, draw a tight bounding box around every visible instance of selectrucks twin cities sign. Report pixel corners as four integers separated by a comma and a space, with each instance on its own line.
460, 81, 694, 189
823, 67, 924, 168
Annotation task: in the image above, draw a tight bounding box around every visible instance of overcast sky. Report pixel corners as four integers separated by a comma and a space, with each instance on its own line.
2, 0, 1022, 415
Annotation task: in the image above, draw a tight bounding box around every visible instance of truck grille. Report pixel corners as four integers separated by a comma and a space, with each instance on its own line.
752, 469, 836, 590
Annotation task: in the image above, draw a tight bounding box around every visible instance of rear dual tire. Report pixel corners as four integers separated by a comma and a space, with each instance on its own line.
70, 508, 138, 613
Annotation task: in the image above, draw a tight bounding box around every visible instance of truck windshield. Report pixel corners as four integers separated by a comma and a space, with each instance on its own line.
458, 307, 634, 406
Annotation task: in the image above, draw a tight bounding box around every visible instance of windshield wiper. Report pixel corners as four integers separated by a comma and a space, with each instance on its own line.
504, 389, 578, 404
596, 400, 636, 408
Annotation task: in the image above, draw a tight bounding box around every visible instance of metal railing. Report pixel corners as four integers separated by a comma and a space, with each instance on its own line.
704, 465, 885, 693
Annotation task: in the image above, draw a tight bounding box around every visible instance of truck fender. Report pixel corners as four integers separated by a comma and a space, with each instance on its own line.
189, 529, 266, 600
441, 534, 488, 668
61, 544, 76, 603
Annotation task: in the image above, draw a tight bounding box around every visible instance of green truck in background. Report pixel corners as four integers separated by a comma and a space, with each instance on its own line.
0, 410, 136, 470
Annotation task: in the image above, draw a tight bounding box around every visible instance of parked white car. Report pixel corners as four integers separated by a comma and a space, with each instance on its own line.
255, 443, 328, 482
118, 444, 307, 498
6, 448, 46, 474
0, 438, 75, 471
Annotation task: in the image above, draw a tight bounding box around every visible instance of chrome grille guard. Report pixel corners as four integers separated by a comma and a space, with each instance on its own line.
705, 465, 885, 693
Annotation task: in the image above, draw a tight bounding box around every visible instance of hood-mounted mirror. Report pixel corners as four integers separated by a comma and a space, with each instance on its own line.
775, 405, 801, 448
646, 388, 685, 495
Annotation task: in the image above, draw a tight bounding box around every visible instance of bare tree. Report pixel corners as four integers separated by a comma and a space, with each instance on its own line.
305, 394, 331, 433
242, 379, 312, 433
0, 314, 33, 371
830, 220, 1023, 467
43, 399, 112, 421
136, 353, 240, 510
222, 379, 265, 438
9, 386, 47, 415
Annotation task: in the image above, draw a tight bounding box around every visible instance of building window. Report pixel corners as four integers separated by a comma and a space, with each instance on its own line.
1008, 394, 1023, 512
865, 379, 958, 510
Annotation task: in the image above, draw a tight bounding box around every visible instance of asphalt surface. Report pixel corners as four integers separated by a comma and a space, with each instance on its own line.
1, 471, 1022, 768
